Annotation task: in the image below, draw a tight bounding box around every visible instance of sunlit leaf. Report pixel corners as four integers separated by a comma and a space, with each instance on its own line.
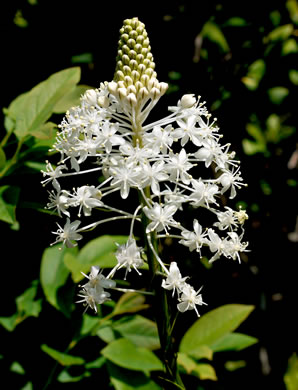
191, 363, 217, 381
210, 332, 258, 352
289, 69, 298, 85
64, 235, 128, 282
282, 38, 298, 55
6, 68, 80, 139
58, 369, 90, 382
10, 361, 25, 374
113, 292, 150, 316
224, 17, 248, 27
16, 280, 42, 318
53, 85, 93, 113
284, 353, 298, 390
242, 59, 266, 90
29, 122, 57, 140
266, 24, 294, 42
179, 304, 255, 356
41, 344, 85, 366
0, 313, 18, 332
225, 360, 247, 371
112, 315, 160, 350
101, 338, 163, 372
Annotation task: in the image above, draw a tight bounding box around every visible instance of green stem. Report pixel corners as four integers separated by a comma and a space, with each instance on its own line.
140, 203, 185, 389
0, 137, 25, 178
0, 126, 15, 149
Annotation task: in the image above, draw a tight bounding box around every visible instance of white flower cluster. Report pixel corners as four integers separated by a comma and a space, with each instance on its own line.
42, 17, 249, 316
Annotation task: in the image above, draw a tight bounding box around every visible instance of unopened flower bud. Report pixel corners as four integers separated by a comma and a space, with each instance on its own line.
84, 89, 98, 106
180, 94, 196, 108
98, 96, 109, 108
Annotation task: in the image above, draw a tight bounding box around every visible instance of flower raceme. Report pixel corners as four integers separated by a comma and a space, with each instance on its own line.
42, 17, 249, 315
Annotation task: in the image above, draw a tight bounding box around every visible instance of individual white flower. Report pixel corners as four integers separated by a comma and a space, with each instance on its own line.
166, 149, 194, 184
109, 161, 141, 199
114, 238, 144, 279
140, 161, 169, 195
51, 218, 83, 248
206, 228, 227, 263
224, 232, 249, 263
143, 203, 178, 233
219, 167, 246, 199
162, 262, 188, 297
46, 190, 70, 217
81, 266, 116, 290
143, 125, 173, 154
177, 284, 206, 317
180, 219, 207, 254
71, 185, 103, 217
96, 121, 125, 153
41, 162, 66, 191
213, 206, 239, 231
172, 115, 202, 147
189, 179, 219, 208
180, 94, 196, 108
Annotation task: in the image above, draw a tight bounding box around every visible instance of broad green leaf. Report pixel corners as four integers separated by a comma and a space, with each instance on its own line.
107, 362, 161, 390
85, 356, 106, 369
284, 353, 298, 390
210, 332, 258, 352
40, 244, 76, 311
29, 121, 57, 140
65, 235, 128, 282
178, 354, 217, 380
112, 292, 150, 316
21, 382, 33, 390
101, 338, 163, 372
16, 280, 42, 318
191, 363, 217, 381
41, 344, 85, 366
7, 68, 80, 139
112, 315, 160, 350
53, 85, 93, 113
96, 321, 117, 343
286, 0, 298, 24
180, 345, 213, 361
0, 185, 20, 225
179, 304, 254, 355
80, 314, 101, 335
0, 147, 6, 170
246, 123, 266, 144
266, 24, 294, 42
268, 87, 289, 104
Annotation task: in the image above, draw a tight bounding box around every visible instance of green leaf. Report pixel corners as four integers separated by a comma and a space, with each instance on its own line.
242, 139, 267, 155
0, 147, 6, 170
41, 344, 85, 366
289, 69, 298, 85
21, 382, 33, 390
16, 280, 42, 318
282, 38, 298, 55
40, 244, 76, 311
224, 17, 248, 27
101, 338, 163, 372
112, 315, 160, 350
268, 87, 289, 104
0, 313, 19, 331
242, 59, 266, 90
58, 369, 90, 382
191, 363, 217, 381
112, 292, 150, 316
210, 332, 258, 352
10, 361, 25, 374
284, 353, 298, 390
85, 356, 106, 369
7, 67, 81, 139
107, 362, 161, 390
64, 235, 128, 282
201, 21, 230, 53
179, 304, 254, 356
266, 24, 294, 42
53, 85, 93, 113
0, 185, 20, 225
71, 53, 94, 64
29, 121, 57, 140
80, 314, 101, 336
225, 360, 247, 371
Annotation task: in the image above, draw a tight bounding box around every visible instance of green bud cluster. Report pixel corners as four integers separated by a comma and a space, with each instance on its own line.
109, 17, 168, 104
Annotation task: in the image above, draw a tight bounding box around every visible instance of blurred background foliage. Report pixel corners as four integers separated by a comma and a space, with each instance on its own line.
0, 0, 297, 389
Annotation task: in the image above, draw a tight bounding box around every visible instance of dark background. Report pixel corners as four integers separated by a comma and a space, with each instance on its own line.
1, 0, 297, 389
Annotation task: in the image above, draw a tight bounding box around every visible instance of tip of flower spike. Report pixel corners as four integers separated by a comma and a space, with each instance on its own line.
111, 17, 168, 103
